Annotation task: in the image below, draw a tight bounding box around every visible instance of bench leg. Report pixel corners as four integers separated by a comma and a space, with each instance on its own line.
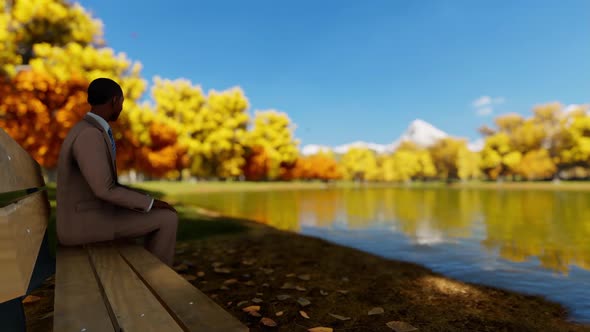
0, 297, 26, 332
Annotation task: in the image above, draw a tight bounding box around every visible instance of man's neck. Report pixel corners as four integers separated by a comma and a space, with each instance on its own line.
89, 109, 110, 123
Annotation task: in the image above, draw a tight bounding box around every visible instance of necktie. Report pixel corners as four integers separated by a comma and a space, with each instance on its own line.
107, 128, 117, 159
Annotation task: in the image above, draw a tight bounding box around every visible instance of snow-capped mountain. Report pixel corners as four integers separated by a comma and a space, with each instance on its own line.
387, 119, 448, 151
300, 119, 482, 155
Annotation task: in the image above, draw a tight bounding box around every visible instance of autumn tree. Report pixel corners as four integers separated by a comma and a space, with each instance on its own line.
377, 142, 436, 182
188, 88, 250, 179
0, 70, 88, 169
339, 147, 379, 181
280, 151, 342, 182
0, 0, 103, 75
245, 110, 299, 180
429, 138, 470, 181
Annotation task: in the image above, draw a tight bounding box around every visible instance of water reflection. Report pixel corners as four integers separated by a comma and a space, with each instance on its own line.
178, 188, 590, 274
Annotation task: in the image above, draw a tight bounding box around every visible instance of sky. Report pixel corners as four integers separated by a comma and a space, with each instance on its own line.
79, 0, 590, 147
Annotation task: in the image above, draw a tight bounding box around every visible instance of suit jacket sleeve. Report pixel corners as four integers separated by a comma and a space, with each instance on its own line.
73, 128, 152, 212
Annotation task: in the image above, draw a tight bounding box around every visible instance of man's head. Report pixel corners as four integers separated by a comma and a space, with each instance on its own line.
87, 78, 124, 122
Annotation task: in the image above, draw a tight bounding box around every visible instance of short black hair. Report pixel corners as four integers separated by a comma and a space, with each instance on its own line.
87, 78, 123, 106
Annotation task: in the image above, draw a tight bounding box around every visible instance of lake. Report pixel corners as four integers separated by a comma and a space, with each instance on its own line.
176, 187, 590, 323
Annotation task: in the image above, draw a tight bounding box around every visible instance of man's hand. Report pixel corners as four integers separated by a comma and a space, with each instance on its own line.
152, 199, 177, 213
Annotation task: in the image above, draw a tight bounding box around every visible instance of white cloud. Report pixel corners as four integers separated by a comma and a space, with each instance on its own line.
472, 96, 492, 108
476, 107, 493, 116
472, 95, 505, 116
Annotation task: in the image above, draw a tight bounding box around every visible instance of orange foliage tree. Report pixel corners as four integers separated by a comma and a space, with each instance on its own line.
280, 154, 342, 181
133, 121, 189, 179
242, 145, 270, 181
0, 70, 186, 179
0, 70, 88, 169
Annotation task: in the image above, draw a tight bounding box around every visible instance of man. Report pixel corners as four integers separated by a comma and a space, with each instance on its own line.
56, 77, 178, 266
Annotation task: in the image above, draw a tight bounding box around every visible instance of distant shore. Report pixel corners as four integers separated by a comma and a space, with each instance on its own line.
132, 179, 590, 195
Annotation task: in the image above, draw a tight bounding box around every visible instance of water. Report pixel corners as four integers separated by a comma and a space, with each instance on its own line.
176, 187, 590, 323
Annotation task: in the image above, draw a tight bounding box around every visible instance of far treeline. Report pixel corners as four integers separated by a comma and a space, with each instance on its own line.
0, 0, 589, 183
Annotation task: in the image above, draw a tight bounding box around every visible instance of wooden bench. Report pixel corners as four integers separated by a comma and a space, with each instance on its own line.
0, 128, 248, 332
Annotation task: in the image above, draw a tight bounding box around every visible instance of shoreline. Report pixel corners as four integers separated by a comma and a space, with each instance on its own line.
25, 212, 590, 332
133, 180, 590, 195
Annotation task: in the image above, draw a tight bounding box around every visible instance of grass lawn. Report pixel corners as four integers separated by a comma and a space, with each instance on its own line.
131, 179, 590, 198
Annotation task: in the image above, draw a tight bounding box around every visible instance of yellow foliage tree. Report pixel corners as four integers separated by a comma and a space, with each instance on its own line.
378, 142, 436, 182
514, 149, 556, 180
1, 0, 102, 75
339, 147, 379, 181
245, 110, 300, 180
429, 137, 470, 181
189, 88, 250, 179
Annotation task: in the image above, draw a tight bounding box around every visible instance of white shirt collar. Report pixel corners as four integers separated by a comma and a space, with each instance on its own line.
87, 112, 111, 133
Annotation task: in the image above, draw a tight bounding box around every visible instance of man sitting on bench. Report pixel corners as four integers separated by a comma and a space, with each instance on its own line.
56, 77, 179, 267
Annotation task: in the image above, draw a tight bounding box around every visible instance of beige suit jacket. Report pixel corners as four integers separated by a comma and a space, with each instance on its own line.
56, 114, 152, 245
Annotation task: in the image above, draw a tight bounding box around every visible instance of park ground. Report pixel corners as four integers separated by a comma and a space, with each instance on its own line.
23, 181, 590, 332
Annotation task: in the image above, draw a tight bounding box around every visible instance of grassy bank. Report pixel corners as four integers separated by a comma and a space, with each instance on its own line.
132, 179, 590, 196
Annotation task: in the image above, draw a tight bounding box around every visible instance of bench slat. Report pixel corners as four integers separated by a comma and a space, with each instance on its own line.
53, 247, 115, 332
88, 245, 184, 332
118, 245, 248, 332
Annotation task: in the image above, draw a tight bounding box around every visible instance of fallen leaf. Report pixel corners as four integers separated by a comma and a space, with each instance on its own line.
280, 282, 296, 289
227, 301, 233, 306
182, 274, 197, 281
261, 268, 274, 274
242, 259, 256, 266
256, 292, 264, 296
299, 311, 310, 319
320, 290, 329, 296
276, 311, 284, 317
337, 290, 349, 294
224, 278, 238, 285
298, 274, 311, 281
342, 277, 350, 282
244, 280, 256, 286
214, 267, 231, 274
243, 305, 261, 313
262, 283, 270, 287
260, 317, 278, 327
297, 297, 311, 307
386, 321, 418, 332
227, 249, 237, 254
212, 262, 224, 268
173, 264, 188, 272
329, 313, 351, 321
22, 295, 41, 304
196, 271, 205, 277
286, 273, 296, 277
250, 311, 262, 317
252, 298, 264, 304
368, 307, 385, 315
181, 260, 195, 267
237, 301, 249, 307
308, 328, 333, 332
220, 286, 230, 290
277, 294, 291, 301
296, 286, 307, 292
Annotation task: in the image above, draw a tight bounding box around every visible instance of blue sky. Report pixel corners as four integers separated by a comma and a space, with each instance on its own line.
79, 0, 590, 146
